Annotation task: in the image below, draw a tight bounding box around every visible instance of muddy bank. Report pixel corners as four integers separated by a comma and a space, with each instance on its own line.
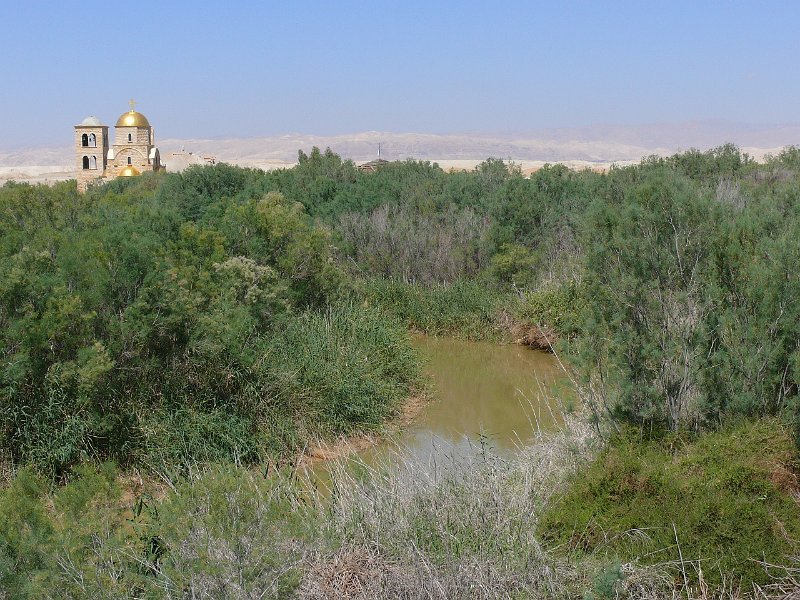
511, 322, 559, 351
496, 310, 560, 351
300, 392, 429, 467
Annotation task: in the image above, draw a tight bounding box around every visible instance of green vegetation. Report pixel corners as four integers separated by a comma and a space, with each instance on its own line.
540, 419, 800, 586
0, 463, 310, 598
0, 176, 419, 477
2, 143, 800, 597
574, 161, 800, 433
0, 423, 594, 599
2, 421, 798, 597
360, 278, 505, 340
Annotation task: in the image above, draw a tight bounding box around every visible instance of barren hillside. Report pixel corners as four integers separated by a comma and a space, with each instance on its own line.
1, 121, 796, 184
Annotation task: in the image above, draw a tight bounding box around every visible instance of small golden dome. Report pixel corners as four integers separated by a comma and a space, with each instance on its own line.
119, 165, 141, 177
116, 111, 151, 128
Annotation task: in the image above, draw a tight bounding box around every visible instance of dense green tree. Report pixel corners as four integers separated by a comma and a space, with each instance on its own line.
0, 174, 417, 477
575, 171, 719, 429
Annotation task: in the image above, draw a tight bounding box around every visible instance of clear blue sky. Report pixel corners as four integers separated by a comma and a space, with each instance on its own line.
2, 0, 798, 146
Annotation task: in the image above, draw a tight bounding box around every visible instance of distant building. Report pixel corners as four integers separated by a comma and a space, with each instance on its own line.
74, 100, 162, 192
357, 143, 391, 173
357, 157, 390, 173
165, 149, 217, 172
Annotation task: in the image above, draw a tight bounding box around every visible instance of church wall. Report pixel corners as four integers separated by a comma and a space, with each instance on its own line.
115, 126, 151, 146
111, 146, 149, 168
113, 123, 156, 168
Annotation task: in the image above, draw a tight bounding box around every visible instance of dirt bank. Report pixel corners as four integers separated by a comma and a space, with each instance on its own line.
299, 392, 429, 468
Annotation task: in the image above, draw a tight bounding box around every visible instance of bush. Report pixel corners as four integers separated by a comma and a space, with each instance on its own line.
539, 419, 800, 586
149, 467, 309, 598
0, 463, 310, 598
0, 463, 144, 598
0, 177, 417, 477
517, 282, 585, 336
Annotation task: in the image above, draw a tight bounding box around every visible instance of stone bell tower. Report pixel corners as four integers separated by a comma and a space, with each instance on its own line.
74, 116, 109, 192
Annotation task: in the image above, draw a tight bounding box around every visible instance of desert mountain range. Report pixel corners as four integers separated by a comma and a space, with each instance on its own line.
1, 121, 798, 185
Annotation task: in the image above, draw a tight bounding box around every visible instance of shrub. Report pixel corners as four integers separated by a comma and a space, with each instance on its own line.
0, 178, 417, 477
539, 419, 800, 586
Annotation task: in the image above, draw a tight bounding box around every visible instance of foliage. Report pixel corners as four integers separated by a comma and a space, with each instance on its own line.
149, 467, 309, 598
7, 146, 791, 457
540, 419, 800, 587
269, 303, 420, 437
516, 282, 586, 337
570, 158, 800, 434
0, 463, 310, 598
574, 170, 718, 429
0, 175, 418, 477
359, 278, 507, 340
0, 422, 797, 598
0, 463, 143, 598
491, 242, 538, 287
336, 202, 490, 284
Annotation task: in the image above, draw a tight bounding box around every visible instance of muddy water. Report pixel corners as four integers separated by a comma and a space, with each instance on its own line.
309, 336, 567, 485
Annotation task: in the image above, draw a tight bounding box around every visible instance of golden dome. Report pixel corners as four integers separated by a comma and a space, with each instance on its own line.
119, 165, 141, 177
116, 110, 150, 128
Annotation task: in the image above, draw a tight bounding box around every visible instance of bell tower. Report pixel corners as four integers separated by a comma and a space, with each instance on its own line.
74, 115, 109, 192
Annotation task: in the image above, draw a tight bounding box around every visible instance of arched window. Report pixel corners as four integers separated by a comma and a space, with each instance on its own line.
127, 156, 132, 165
90, 156, 97, 170
88, 133, 96, 147
82, 156, 90, 170
128, 133, 132, 142
81, 133, 88, 147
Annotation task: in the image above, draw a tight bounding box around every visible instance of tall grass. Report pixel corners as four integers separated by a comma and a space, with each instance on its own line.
299, 418, 595, 598
2, 416, 798, 598
270, 302, 422, 437
129, 301, 422, 472
359, 278, 507, 340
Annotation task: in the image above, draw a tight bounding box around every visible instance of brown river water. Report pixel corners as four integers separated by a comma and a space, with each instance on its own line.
305, 335, 568, 486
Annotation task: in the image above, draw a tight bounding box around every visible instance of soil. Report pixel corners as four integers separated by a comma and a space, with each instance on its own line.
513, 323, 559, 352
300, 392, 429, 467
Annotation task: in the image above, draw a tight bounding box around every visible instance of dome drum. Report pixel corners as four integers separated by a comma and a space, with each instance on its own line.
78, 115, 104, 127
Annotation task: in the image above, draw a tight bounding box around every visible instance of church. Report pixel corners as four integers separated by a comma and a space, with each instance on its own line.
74, 100, 163, 192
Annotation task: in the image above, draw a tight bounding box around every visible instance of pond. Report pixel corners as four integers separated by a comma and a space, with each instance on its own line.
305, 335, 568, 486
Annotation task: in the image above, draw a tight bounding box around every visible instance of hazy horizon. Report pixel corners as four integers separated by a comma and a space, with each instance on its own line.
2, 1, 799, 147
2, 119, 799, 155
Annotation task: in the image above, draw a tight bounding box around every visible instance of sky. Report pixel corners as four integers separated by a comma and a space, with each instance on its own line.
1, 0, 799, 147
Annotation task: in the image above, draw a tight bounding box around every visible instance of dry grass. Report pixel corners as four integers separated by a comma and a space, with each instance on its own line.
297, 417, 593, 598
294, 413, 800, 599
